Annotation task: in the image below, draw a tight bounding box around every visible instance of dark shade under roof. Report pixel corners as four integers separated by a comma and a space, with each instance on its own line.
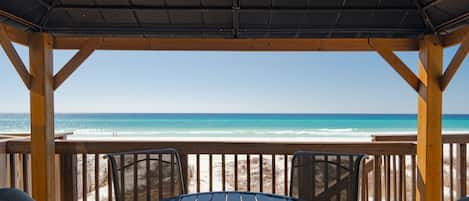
0, 0, 468, 38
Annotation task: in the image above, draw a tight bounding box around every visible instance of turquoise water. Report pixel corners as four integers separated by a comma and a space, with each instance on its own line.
1, 113, 469, 139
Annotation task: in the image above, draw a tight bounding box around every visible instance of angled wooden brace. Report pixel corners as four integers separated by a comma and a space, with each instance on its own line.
53, 38, 103, 90
440, 32, 469, 91
369, 39, 423, 93
0, 24, 31, 89
441, 26, 469, 47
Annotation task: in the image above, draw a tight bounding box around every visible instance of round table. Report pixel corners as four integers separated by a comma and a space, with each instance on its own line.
163, 192, 299, 201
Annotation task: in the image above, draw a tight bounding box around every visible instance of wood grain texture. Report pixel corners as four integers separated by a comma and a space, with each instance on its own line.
416, 35, 443, 201
53, 37, 419, 51
441, 25, 469, 47
6, 140, 417, 155
0, 23, 29, 46
29, 32, 56, 201
457, 144, 467, 198
60, 154, 77, 201
82, 154, 87, 201
0, 24, 31, 89
374, 156, 382, 201
373, 133, 469, 144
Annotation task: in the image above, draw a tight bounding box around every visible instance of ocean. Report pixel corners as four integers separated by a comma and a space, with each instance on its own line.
1, 113, 469, 140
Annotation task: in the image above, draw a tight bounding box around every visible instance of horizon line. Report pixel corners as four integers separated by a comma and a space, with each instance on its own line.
1, 112, 469, 115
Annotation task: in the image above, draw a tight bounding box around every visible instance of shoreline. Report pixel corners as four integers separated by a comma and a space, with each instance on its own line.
67, 136, 373, 142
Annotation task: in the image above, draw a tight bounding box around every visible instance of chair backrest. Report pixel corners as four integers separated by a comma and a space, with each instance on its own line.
290, 151, 366, 201
106, 148, 185, 201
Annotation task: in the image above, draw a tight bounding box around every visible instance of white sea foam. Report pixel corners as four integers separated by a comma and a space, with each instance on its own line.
71, 128, 371, 136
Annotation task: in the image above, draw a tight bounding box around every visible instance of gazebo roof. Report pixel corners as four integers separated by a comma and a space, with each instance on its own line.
0, 0, 467, 38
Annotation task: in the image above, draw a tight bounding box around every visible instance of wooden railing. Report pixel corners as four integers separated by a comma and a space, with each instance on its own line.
0, 134, 468, 201
373, 134, 469, 201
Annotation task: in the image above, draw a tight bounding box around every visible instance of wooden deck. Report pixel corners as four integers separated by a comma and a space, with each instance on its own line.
1, 133, 468, 201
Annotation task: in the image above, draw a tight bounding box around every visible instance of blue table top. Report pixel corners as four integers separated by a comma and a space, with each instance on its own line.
163, 192, 299, 201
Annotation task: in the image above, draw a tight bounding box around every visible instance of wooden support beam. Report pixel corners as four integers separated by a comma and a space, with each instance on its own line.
54, 37, 419, 51
416, 35, 443, 201
29, 32, 56, 201
441, 26, 469, 47
53, 38, 102, 90
0, 24, 31, 89
0, 23, 30, 46
440, 33, 469, 91
370, 39, 422, 92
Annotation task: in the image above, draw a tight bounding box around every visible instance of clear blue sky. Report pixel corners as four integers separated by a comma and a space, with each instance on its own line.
0, 43, 468, 114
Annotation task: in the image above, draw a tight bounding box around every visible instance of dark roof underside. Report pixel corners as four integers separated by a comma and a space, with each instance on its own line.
0, 0, 468, 38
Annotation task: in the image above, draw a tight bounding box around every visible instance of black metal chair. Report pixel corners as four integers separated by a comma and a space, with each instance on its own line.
290, 151, 366, 201
0, 188, 34, 201
106, 148, 185, 201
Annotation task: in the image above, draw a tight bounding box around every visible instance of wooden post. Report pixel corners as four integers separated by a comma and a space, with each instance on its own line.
29, 32, 56, 201
416, 35, 443, 201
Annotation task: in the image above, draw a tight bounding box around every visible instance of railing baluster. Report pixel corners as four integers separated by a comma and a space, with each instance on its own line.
247, 154, 251, 192
457, 144, 467, 198
179, 153, 188, 192
196, 154, 200, 192
449, 144, 454, 201
401, 155, 406, 201
392, 155, 397, 201
310, 155, 315, 199
22, 153, 28, 193
60, 153, 77, 201
83, 154, 88, 201
146, 154, 150, 201
272, 154, 275, 194
385, 155, 390, 201
374, 155, 382, 201
284, 154, 288, 195
209, 154, 213, 192
234, 154, 238, 191
120, 155, 125, 200
399, 155, 404, 201
324, 155, 328, 195
222, 154, 226, 191
260, 154, 263, 192
95, 154, 100, 201
362, 159, 369, 201
411, 155, 416, 201
133, 154, 137, 201
337, 156, 341, 199
158, 153, 163, 200
108, 159, 113, 201
348, 155, 353, 199
9, 154, 16, 188
170, 154, 175, 196
442, 144, 445, 201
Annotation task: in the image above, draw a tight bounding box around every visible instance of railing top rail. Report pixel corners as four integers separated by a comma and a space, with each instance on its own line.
0, 139, 6, 153
5, 140, 416, 155
372, 133, 469, 144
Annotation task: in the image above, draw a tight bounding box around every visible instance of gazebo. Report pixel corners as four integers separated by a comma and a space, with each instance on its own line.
0, 0, 468, 201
